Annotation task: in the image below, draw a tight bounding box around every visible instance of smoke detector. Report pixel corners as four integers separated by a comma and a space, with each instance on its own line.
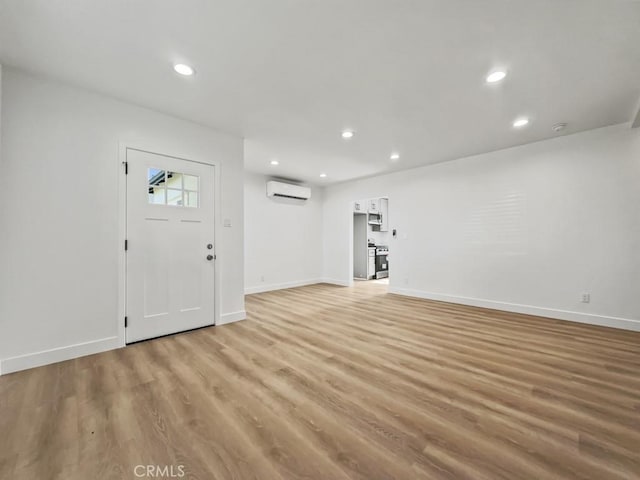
552, 123, 568, 132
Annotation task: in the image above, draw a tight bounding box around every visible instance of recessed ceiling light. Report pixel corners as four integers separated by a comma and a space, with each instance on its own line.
341, 131, 354, 139
390, 153, 400, 161
270, 160, 279, 166
513, 118, 529, 128
173, 64, 195, 76
486, 71, 507, 83
319, 173, 327, 178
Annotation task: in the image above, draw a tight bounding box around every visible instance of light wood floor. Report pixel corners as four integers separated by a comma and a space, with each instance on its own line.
1, 281, 640, 479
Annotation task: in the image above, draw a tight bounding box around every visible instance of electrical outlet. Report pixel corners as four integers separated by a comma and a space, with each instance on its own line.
581, 293, 590, 303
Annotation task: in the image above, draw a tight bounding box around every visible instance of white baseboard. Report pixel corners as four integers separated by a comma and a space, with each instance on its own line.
245, 278, 323, 295
1, 311, 248, 375
388, 287, 640, 332
218, 310, 247, 326
0, 336, 121, 375
320, 278, 351, 287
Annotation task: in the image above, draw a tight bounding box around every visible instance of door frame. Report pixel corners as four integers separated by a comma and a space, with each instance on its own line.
348, 196, 391, 287
117, 142, 221, 347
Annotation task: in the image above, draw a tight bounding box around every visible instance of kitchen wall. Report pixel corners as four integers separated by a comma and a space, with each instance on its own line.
323, 124, 640, 331
244, 172, 324, 293
0, 68, 245, 374
369, 228, 389, 246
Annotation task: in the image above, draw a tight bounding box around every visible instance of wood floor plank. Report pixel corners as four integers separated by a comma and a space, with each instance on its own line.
232, 313, 635, 479
1, 281, 639, 479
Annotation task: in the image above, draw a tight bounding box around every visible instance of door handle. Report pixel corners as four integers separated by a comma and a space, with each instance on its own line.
206, 254, 214, 261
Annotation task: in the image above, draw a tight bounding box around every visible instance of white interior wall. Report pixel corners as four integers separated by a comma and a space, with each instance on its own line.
322, 124, 640, 331
244, 173, 323, 293
0, 69, 245, 374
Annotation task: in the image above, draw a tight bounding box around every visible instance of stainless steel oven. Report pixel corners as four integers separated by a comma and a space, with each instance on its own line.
375, 246, 389, 279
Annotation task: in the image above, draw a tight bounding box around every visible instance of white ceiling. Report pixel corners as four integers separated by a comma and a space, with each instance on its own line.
1, 0, 640, 184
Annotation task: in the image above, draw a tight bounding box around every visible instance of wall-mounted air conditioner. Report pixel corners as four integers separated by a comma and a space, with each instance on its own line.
266, 181, 311, 200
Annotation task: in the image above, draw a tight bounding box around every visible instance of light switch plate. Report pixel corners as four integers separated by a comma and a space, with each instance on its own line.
223, 219, 232, 227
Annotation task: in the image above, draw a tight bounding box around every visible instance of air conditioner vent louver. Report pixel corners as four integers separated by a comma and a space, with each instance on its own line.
266, 181, 311, 201
273, 193, 304, 199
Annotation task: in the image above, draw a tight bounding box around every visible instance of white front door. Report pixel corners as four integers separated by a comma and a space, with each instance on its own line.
126, 149, 215, 343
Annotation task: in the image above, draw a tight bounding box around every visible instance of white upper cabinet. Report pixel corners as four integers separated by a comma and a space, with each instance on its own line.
380, 198, 389, 232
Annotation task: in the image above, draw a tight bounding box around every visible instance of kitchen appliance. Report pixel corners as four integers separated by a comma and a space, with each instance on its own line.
375, 246, 389, 279
367, 247, 376, 279
368, 213, 382, 226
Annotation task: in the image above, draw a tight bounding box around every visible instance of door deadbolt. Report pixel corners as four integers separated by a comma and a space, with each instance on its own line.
207, 244, 213, 249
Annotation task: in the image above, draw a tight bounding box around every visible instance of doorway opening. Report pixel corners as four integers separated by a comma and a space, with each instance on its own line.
352, 197, 389, 289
